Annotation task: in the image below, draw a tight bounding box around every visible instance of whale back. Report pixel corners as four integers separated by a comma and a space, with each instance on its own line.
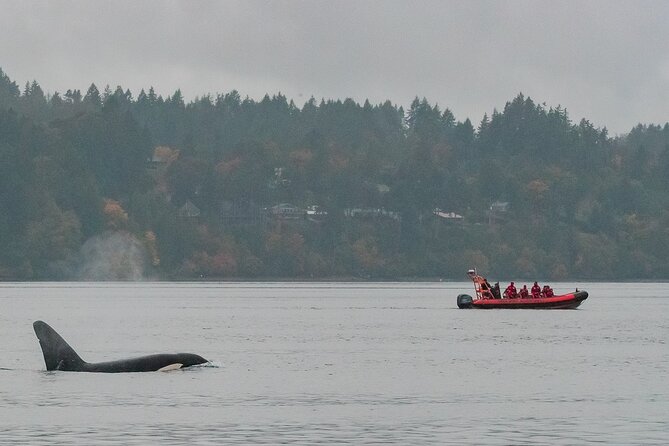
33, 321, 85, 371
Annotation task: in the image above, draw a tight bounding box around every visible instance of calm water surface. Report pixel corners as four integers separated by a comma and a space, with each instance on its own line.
0, 282, 667, 445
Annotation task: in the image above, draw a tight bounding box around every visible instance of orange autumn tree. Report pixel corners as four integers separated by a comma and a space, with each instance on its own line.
289, 149, 313, 172
264, 229, 306, 275
352, 237, 384, 275
153, 146, 180, 164
180, 227, 239, 277
103, 199, 128, 230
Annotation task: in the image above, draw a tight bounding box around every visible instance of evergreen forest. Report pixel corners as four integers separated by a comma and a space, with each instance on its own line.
1, 67, 669, 281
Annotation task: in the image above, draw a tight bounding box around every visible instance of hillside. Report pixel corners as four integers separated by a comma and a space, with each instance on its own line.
1, 68, 669, 280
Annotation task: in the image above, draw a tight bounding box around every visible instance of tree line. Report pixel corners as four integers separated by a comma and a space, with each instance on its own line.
1, 67, 669, 280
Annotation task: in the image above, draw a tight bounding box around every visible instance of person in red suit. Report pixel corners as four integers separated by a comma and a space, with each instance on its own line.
504, 282, 518, 298
531, 281, 541, 298
519, 284, 529, 298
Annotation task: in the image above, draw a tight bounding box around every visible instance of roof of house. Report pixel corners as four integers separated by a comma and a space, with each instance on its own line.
178, 200, 201, 217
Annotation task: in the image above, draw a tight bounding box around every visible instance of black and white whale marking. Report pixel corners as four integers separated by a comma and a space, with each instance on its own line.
33, 320, 208, 373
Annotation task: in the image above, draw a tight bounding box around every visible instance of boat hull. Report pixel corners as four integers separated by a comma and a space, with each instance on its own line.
467, 291, 588, 309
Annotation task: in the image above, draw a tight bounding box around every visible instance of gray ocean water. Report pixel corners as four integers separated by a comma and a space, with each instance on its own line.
0, 282, 667, 445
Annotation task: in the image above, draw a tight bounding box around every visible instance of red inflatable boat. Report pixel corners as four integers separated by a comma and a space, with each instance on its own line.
457, 269, 588, 309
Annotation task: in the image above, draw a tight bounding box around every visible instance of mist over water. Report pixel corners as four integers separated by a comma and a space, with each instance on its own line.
76, 231, 148, 281
0, 282, 667, 444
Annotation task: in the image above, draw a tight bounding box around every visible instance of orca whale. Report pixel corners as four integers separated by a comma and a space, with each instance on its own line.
33, 320, 208, 373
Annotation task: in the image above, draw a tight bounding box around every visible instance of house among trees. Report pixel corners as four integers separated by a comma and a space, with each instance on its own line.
433, 209, 464, 223
178, 200, 201, 219
306, 205, 328, 223
345, 208, 401, 221
266, 203, 305, 219
268, 167, 290, 189
488, 201, 510, 225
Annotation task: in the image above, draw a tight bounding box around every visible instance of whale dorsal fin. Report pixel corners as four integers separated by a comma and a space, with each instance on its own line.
33, 321, 85, 371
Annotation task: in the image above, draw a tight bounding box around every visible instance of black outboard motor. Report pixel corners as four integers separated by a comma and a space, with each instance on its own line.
457, 294, 473, 309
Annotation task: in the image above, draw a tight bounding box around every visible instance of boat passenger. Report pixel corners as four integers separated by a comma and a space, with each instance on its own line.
519, 285, 529, 299
481, 280, 493, 299
531, 281, 541, 298
492, 282, 502, 299
504, 282, 517, 299
543, 285, 554, 297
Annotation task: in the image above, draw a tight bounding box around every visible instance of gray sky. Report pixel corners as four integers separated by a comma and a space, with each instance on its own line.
1, 0, 668, 134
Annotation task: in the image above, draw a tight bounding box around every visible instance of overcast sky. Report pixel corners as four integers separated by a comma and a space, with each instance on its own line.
1, 0, 668, 134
